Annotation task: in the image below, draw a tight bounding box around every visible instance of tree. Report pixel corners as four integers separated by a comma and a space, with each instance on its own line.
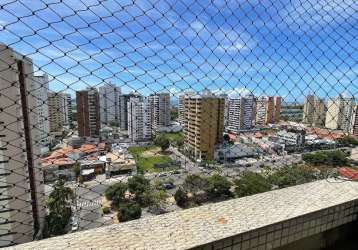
302, 150, 349, 167
128, 175, 150, 205
45, 179, 74, 237
154, 134, 170, 152
109, 120, 119, 127
268, 165, 319, 189
234, 172, 271, 198
174, 188, 189, 208
117, 202, 142, 222
104, 182, 128, 207
183, 174, 208, 194
73, 163, 81, 179
206, 174, 232, 199
337, 136, 358, 147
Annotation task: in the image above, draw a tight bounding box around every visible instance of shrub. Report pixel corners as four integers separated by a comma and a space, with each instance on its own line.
102, 206, 110, 214
117, 202, 142, 222
174, 188, 189, 208
104, 182, 127, 202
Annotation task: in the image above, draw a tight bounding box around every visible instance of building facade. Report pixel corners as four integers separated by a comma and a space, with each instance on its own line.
118, 93, 138, 131
76, 88, 101, 137
99, 83, 121, 125
127, 96, 151, 142
325, 94, 355, 132
32, 74, 50, 149
226, 94, 255, 133
0, 45, 45, 247
48, 92, 71, 134
148, 93, 170, 134
65, 93, 73, 127
350, 105, 358, 136
303, 95, 326, 127
182, 94, 224, 160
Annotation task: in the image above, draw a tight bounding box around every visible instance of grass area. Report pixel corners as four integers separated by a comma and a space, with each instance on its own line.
128, 145, 178, 173
128, 145, 157, 157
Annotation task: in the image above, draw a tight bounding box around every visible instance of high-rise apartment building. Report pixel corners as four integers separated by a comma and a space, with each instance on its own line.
182, 93, 224, 160
325, 93, 355, 132
178, 92, 194, 126
65, 93, 73, 127
76, 88, 101, 137
119, 93, 138, 131
255, 96, 281, 125
32, 74, 50, 149
303, 95, 326, 127
350, 105, 358, 136
99, 83, 121, 125
148, 93, 170, 134
255, 96, 273, 125
0, 45, 45, 247
48, 92, 70, 134
127, 96, 151, 142
273, 96, 282, 123
226, 94, 255, 133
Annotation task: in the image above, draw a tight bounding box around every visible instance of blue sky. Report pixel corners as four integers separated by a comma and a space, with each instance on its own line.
0, 0, 357, 103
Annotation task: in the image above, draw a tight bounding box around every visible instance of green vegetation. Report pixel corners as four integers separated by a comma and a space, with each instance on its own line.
158, 132, 184, 147
102, 206, 110, 214
44, 179, 74, 237
128, 175, 150, 205
104, 182, 128, 207
105, 175, 168, 221
117, 202, 142, 222
73, 163, 81, 179
128, 145, 157, 157
302, 150, 349, 167
337, 136, 358, 147
206, 174, 233, 199
170, 109, 178, 121
128, 145, 177, 173
154, 134, 170, 152
174, 188, 189, 208
268, 165, 321, 188
234, 172, 272, 197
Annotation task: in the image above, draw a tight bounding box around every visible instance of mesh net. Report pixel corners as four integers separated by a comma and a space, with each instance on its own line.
0, 0, 357, 247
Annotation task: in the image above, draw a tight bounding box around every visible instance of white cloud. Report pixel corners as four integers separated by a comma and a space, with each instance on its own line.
213, 87, 252, 98
280, 0, 357, 29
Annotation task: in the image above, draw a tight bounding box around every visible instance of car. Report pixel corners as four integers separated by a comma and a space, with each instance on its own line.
162, 183, 175, 190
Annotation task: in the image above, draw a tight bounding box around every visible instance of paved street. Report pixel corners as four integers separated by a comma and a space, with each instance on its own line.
169, 146, 201, 174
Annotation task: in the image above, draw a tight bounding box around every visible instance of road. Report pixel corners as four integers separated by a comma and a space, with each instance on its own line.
169, 146, 201, 174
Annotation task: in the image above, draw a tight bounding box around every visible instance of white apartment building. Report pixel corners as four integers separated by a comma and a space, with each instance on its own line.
48, 92, 70, 134
32, 74, 50, 150
0, 45, 45, 247
325, 93, 355, 132
148, 93, 170, 134
127, 97, 151, 142
99, 83, 121, 125
255, 96, 281, 126
226, 94, 255, 133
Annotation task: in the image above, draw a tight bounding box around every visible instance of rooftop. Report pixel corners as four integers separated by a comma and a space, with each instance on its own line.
10, 179, 358, 250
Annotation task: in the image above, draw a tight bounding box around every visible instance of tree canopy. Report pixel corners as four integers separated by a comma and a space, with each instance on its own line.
154, 134, 170, 152
117, 202, 142, 222
234, 172, 272, 198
